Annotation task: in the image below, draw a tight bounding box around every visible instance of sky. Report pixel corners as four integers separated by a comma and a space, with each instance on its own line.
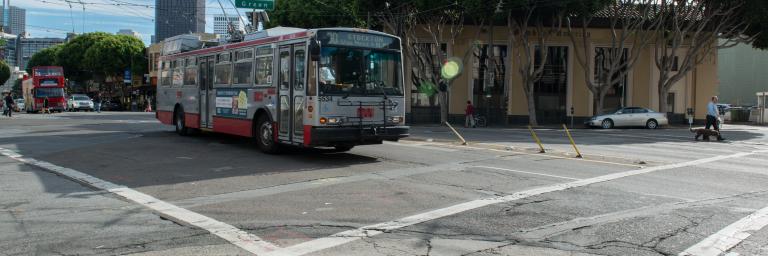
15, 0, 250, 46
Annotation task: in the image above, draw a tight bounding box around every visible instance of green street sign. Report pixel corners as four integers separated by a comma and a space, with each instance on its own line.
235, 0, 274, 10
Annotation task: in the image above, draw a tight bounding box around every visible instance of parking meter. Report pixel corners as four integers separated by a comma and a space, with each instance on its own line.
570, 107, 575, 128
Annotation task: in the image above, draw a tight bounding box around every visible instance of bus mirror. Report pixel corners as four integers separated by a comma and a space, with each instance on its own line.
310, 39, 320, 61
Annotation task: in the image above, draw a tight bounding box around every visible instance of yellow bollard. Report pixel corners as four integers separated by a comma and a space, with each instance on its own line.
527, 125, 546, 153
444, 122, 468, 145
562, 124, 583, 158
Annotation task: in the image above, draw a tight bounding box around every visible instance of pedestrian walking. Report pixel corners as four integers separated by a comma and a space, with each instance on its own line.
93, 93, 102, 113
42, 96, 50, 114
706, 96, 725, 141
3, 92, 14, 117
465, 100, 475, 128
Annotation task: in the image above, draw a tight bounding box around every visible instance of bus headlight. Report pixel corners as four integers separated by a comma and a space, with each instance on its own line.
388, 116, 403, 124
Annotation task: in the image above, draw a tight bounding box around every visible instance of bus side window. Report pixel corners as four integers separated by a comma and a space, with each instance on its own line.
254, 46, 273, 86
215, 52, 232, 86
184, 57, 197, 86
233, 49, 254, 85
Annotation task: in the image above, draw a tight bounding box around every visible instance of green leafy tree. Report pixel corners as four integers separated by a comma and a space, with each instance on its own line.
0, 60, 10, 86
268, 0, 367, 28
25, 44, 63, 73
82, 34, 146, 100
56, 32, 112, 87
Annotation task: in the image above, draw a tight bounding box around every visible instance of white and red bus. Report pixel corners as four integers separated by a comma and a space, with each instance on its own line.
156, 28, 409, 153
22, 66, 67, 113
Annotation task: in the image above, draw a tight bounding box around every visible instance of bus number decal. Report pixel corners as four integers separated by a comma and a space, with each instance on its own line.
357, 107, 374, 118
318, 96, 333, 102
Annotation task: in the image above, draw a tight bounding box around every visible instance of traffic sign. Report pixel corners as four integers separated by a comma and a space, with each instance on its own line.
235, 0, 274, 10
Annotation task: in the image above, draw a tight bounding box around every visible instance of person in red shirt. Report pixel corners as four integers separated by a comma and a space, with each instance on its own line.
465, 100, 475, 128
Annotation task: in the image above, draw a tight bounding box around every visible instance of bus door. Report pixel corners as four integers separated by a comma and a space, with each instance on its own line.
199, 56, 215, 128
277, 43, 307, 143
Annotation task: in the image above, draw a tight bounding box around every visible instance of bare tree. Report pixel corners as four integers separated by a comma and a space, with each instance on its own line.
507, 1, 564, 126
567, 0, 663, 115
654, 0, 755, 113
407, 1, 488, 124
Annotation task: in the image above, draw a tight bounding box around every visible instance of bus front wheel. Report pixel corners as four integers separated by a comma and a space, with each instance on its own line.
255, 116, 280, 154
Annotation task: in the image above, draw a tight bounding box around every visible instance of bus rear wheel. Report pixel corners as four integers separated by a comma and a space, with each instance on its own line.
255, 116, 280, 154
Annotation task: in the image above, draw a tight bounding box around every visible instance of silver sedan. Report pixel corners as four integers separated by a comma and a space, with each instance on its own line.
586, 107, 669, 129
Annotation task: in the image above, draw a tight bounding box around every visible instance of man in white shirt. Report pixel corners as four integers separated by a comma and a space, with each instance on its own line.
705, 96, 725, 141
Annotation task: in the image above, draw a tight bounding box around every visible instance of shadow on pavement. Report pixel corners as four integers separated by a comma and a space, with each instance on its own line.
3, 127, 380, 189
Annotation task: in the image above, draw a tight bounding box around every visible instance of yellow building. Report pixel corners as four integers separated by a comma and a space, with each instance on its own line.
404, 25, 718, 126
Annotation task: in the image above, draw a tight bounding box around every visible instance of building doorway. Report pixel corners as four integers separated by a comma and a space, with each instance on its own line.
534, 46, 569, 124
472, 44, 508, 125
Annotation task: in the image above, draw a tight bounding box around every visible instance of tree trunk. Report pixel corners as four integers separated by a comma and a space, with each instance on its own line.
593, 94, 600, 115
659, 89, 668, 114
597, 91, 606, 115
524, 81, 538, 126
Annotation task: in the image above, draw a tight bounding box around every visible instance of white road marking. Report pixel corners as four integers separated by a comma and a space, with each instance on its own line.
473, 166, 580, 181
679, 204, 768, 256
384, 141, 458, 152
0, 147, 281, 255
266, 150, 768, 256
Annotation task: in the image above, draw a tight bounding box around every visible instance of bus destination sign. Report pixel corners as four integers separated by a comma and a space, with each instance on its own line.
318, 31, 399, 50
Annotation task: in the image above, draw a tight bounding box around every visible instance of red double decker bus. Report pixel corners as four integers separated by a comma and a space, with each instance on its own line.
22, 66, 67, 113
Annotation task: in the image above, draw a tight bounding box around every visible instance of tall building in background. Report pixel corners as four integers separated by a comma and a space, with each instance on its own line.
4, 5, 24, 35
213, 14, 240, 38
154, 0, 205, 43
117, 29, 141, 38
5, 36, 65, 69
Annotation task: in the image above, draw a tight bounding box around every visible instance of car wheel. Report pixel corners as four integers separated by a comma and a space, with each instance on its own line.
255, 115, 280, 154
601, 119, 614, 129
175, 110, 189, 136
646, 119, 659, 129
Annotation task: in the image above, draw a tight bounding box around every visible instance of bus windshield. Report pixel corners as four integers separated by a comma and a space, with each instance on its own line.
319, 47, 403, 96
34, 67, 64, 77
35, 88, 65, 98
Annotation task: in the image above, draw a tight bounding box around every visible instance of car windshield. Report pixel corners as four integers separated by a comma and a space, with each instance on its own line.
74, 96, 90, 101
318, 47, 403, 96
35, 88, 65, 98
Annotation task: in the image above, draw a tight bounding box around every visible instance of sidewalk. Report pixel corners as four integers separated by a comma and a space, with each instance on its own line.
402, 123, 768, 166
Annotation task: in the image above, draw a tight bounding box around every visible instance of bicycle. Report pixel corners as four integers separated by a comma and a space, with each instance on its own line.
474, 115, 487, 128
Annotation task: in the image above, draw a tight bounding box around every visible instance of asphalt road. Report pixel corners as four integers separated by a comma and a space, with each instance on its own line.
1, 112, 768, 256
